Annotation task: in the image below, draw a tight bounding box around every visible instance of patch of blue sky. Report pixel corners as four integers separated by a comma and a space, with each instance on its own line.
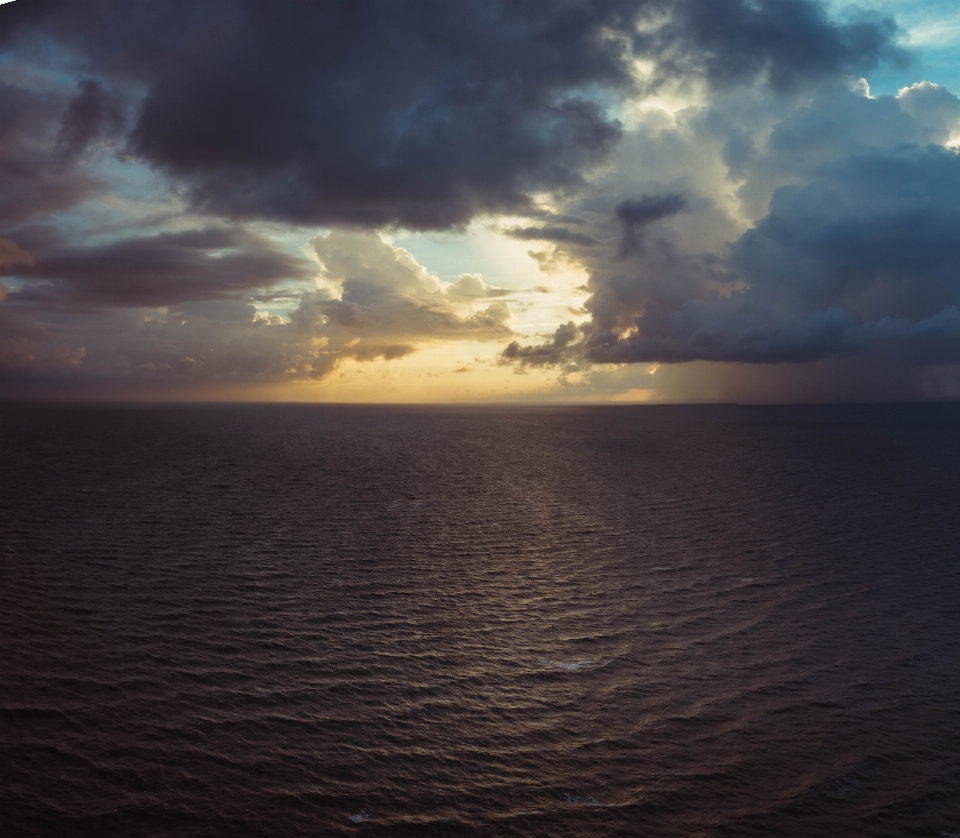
62, 158, 181, 243
0, 40, 95, 92
251, 289, 305, 321
831, 0, 960, 95
246, 225, 325, 319
557, 82, 624, 122
0, 276, 29, 294
392, 228, 527, 290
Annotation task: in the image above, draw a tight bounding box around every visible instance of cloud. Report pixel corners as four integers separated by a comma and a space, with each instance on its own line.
615, 193, 687, 254
444, 274, 510, 298
0, 0, 902, 231
896, 80, 960, 141
0, 80, 102, 224
642, 0, 904, 93
3, 227, 314, 308
0, 0, 933, 401
505, 225, 600, 247
0, 238, 34, 269
0, 230, 513, 393
305, 231, 513, 359
502, 82, 960, 375
55, 79, 124, 164
501, 321, 580, 367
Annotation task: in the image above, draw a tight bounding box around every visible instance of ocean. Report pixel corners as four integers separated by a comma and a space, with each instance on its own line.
2, 403, 960, 837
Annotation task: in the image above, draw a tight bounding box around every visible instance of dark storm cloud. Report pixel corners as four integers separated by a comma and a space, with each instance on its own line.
0, 0, 920, 398
501, 321, 581, 367
505, 226, 600, 247
3, 0, 637, 229
0, 0, 901, 231
615, 193, 687, 254
643, 0, 904, 93
734, 144, 960, 319
502, 84, 960, 373
4, 227, 314, 308
583, 300, 960, 366
55, 79, 124, 164
0, 238, 34, 270
0, 81, 101, 224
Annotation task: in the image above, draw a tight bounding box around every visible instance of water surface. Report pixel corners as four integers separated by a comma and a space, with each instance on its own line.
2, 403, 960, 836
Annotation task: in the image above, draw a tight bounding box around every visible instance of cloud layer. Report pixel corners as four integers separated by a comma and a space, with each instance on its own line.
0, 231, 511, 392
1, 0, 900, 229
501, 80, 960, 396
7, 0, 960, 401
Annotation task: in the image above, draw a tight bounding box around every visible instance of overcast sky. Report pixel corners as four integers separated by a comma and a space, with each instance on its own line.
2, 0, 960, 402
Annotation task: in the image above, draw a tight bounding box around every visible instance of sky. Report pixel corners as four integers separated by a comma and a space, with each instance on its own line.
1, 0, 960, 403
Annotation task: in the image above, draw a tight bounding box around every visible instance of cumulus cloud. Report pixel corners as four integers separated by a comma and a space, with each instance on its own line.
501, 81, 960, 379
0, 231, 512, 393
0, 0, 901, 230
615, 193, 687, 255
501, 321, 581, 367
2, 0, 941, 401
896, 81, 960, 142
304, 231, 512, 362
444, 274, 511, 298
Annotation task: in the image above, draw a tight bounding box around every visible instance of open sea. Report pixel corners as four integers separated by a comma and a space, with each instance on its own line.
2, 402, 960, 837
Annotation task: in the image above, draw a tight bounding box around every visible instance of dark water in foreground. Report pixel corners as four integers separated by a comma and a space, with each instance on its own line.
2, 403, 960, 837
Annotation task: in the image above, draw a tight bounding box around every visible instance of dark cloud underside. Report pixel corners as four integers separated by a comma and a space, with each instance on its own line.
1, 0, 901, 230
502, 84, 960, 376
5, 228, 315, 308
